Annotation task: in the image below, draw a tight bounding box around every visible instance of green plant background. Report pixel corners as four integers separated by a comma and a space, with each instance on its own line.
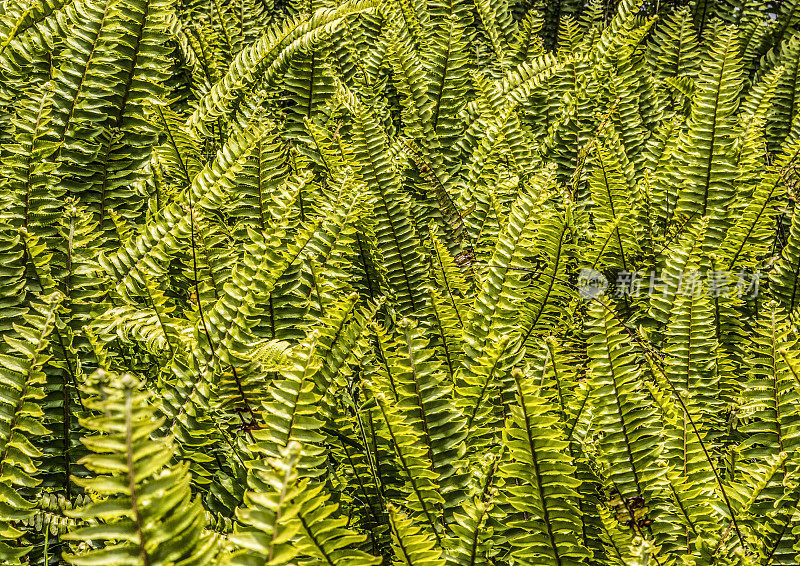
1, 0, 800, 564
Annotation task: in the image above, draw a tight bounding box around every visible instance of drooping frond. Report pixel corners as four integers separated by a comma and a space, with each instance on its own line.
586, 301, 665, 507
189, 0, 378, 135
673, 26, 743, 248
0, 296, 60, 563
62, 373, 217, 565
500, 369, 591, 566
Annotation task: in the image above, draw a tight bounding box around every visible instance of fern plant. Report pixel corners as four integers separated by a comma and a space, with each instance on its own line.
4, 0, 800, 564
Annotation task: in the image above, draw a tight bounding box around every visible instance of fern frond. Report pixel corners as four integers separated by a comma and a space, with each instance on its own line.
673, 26, 743, 248
0, 296, 60, 563
500, 369, 591, 566
770, 204, 800, 319
63, 373, 216, 565
586, 301, 665, 514
342, 87, 427, 315
189, 0, 378, 135
372, 318, 467, 512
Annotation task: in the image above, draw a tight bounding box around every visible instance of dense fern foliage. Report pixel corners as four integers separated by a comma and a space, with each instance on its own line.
4, 0, 800, 563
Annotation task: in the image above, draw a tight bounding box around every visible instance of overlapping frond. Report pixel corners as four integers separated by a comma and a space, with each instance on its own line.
3, 2, 800, 565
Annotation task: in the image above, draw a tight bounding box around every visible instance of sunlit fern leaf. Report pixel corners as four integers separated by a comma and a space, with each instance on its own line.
150, 103, 204, 187
526, 338, 605, 559
0, 90, 60, 336
372, 318, 468, 512
427, 227, 470, 319
282, 26, 337, 159
729, 305, 800, 560
0, 88, 62, 245
4, 3, 800, 565
424, 14, 470, 170
349, 195, 388, 304
304, 120, 355, 185
737, 63, 782, 160
62, 372, 218, 566
183, 216, 236, 311
156, 356, 221, 484
770, 204, 800, 320
0, 0, 74, 73
371, 391, 445, 541
586, 301, 665, 519
771, 0, 800, 53
442, 450, 497, 566
307, 292, 378, 415
246, 339, 293, 372
292, 479, 381, 566
192, 180, 305, 373
199, 218, 329, 428
720, 138, 800, 273
188, 0, 378, 136
297, 180, 366, 310
47, 0, 113, 144
662, 466, 720, 552
52, 200, 107, 344
646, 7, 699, 84
710, 453, 789, 561
0, 225, 27, 338
386, 9, 432, 144
663, 75, 694, 107
101, 117, 271, 300
649, 218, 708, 326
766, 31, 800, 151
753, 467, 800, 566
673, 25, 743, 249
527, 337, 585, 439
459, 120, 506, 217
387, 503, 446, 566
31, 204, 105, 499
0, 295, 60, 563
252, 333, 327, 475
538, 49, 593, 183
397, 137, 465, 247
506, 9, 542, 65
341, 86, 428, 315
92, 277, 184, 358
663, 276, 721, 424
596, 503, 637, 566
589, 0, 645, 69
56, 0, 172, 245
19, 491, 92, 564
324, 402, 391, 555
471, 73, 533, 177
537, 3, 577, 51
660, 282, 724, 537
516, 211, 576, 347
462, 170, 554, 379
209, 0, 244, 60
423, 283, 464, 385
606, 57, 656, 186
170, 17, 217, 97
339, 8, 386, 87
228, 441, 304, 565
500, 369, 591, 566
455, 333, 520, 454
739, 305, 800, 467
2, 227, 88, 501
472, 0, 515, 64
